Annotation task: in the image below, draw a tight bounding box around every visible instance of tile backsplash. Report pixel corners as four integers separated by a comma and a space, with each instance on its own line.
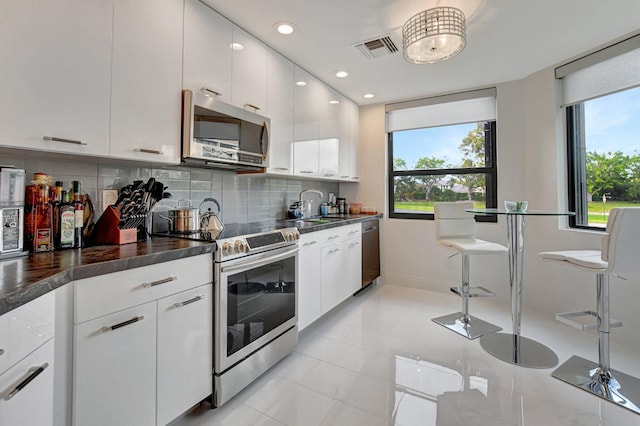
0, 151, 338, 224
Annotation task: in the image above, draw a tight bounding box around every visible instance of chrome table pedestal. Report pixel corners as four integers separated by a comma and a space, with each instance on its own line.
468, 209, 572, 369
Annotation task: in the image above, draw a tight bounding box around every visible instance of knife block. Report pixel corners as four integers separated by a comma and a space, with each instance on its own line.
93, 206, 138, 245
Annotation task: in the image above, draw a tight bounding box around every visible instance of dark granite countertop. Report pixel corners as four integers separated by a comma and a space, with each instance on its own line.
0, 238, 215, 316
277, 213, 383, 234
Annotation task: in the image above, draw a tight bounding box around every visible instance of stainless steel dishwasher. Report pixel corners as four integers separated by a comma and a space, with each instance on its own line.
361, 219, 380, 291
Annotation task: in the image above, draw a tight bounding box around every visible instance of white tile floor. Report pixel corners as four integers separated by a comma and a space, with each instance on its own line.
173, 283, 640, 426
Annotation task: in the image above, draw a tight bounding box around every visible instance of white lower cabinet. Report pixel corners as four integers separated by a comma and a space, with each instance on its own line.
0, 291, 55, 426
74, 302, 157, 426
298, 224, 362, 330
157, 284, 212, 426
72, 254, 213, 426
0, 338, 55, 426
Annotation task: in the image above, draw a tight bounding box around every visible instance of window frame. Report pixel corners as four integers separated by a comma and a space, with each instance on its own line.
387, 121, 498, 222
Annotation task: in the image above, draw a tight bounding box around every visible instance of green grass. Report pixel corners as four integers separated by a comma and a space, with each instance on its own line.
394, 200, 485, 212
586, 201, 639, 225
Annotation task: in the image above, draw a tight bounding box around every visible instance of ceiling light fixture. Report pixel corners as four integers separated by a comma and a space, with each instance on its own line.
295, 80, 307, 87
402, 6, 466, 64
363, 93, 375, 99
329, 100, 340, 105
231, 42, 244, 51
335, 70, 349, 78
275, 22, 296, 35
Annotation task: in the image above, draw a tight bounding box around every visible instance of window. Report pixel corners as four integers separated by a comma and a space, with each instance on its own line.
385, 89, 497, 220
559, 35, 640, 230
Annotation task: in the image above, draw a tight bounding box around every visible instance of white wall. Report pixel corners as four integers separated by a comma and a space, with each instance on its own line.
349, 67, 640, 351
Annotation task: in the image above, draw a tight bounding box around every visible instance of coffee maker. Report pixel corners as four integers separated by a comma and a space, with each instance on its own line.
0, 167, 27, 259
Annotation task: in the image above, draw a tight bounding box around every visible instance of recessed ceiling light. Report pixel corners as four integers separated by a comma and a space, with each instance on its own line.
275, 22, 296, 35
230, 42, 244, 51
329, 100, 340, 105
335, 70, 349, 78
295, 80, 307, 87
363, 93, 375, 99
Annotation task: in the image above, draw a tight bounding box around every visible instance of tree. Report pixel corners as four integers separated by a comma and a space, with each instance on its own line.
393, 158, 416, 201
414, 156, 447, 201
455, 123, 486, 200
586, 151, 631, 200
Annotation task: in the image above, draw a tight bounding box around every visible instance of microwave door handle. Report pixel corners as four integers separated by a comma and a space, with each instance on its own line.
262, 120, 270, 160
221, 247, 298, 274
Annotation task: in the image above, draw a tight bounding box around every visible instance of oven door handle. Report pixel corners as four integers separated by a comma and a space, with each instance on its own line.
221, 248, 299, 274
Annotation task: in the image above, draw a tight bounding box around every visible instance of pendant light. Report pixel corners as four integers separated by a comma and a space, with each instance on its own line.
402, 6, 466, 64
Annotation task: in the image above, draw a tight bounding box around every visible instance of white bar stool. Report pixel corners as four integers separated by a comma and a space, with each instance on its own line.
539, 207, 640, 415
432, 202, 507, 339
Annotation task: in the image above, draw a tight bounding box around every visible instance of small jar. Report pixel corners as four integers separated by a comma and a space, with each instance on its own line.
320, 203, 329, 216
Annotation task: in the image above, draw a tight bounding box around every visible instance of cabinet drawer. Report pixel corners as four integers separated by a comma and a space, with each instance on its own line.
0, 292, 55, 376
0, 338, 54, 425
316, 223, 361, 245
75, 254, 212, 323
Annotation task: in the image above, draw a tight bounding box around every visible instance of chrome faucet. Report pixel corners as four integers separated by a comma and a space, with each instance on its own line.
299, 189, 323, 218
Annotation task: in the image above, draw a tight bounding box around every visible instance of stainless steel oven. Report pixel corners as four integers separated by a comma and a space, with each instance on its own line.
213, 227, 299, 407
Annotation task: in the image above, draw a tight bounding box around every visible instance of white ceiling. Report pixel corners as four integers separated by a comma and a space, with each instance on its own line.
201, 0, 640, 106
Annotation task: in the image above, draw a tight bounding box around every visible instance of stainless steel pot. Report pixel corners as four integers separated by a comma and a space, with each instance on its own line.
164, 199, 200, 234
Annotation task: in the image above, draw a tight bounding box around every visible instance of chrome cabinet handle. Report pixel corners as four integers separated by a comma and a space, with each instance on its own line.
329, 248, 342, 254
0, 348, 4, 356
349, 242, 360, 247
142, 276, 177, 288
174, 295, 205, 308
328, 235, 340, 240
303, 241, 318, 247
135, 148, 164, 155
299, 170, 314, 174
273, 167, 290, 171
340, 175, 349, 179
201, 87, 221, 97
43, 136, 87, 145
323, 173, 336, 177
6, 363, 49, 400
244, 103, 261, 111
101, 316, 144, 333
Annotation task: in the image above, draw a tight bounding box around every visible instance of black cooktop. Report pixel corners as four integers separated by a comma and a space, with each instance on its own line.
153, 220, 291, 242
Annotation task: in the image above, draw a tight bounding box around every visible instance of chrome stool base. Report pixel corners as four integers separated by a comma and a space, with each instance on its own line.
432, 312, 502, 340
480, 332, 558, 368
553, 355, 640, 415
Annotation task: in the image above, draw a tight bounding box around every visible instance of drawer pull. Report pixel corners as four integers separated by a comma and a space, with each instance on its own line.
299, 170, 314, 174
201, 87, 221, 97
244, 103, 261, 111
174, 295, 205, 308
349, 242, 360, 247
273, 167, 290, 171
303, 241, 318, 247
43, 136, 87, 145
142, 276, 177, 288
6, 362, 49, 400
101, 316, 144, 333
349, 230, 359, 235
135, 148, 164, 155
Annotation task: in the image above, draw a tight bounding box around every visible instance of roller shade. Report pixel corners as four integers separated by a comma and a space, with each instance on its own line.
557, 34, 640, 106
386, 88, 496, 132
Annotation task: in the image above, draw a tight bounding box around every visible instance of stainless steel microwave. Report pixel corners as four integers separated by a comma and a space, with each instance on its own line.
181, 89, 270, 171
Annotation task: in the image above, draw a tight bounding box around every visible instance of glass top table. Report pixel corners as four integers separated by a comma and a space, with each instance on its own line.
467, 208, 574, 368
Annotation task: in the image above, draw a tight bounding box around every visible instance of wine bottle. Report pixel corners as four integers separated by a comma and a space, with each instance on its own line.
57, 191, 75, 249
72, 181, 84, 248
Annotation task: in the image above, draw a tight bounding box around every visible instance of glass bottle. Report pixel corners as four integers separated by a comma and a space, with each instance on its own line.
57, 191, 75, 250
34, 184, 53, 252
72, 181, 84, 248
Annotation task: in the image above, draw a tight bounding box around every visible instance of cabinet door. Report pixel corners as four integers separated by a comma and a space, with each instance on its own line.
109, 0, 183, 164
266, 49, 294, 175
231, 26, 267, 113
157, 284, 212, 426
0, 339, 54, 426
0, 0, 112, 156
293, 66, 320, 143
318, 138, 339, 179
183, 0, 232, 102
338, 96, 351, 180
293, 139, 319, 177
348, 100, 360, 181
321, 243, 344, 313
298, 235, 323, 330
343, 236, 363, 297
73, 302, 157, 426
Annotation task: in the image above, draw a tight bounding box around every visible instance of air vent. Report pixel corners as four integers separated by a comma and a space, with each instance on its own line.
354, 35, 399, 59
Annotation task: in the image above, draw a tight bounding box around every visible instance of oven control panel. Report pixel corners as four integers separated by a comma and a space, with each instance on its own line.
216, 228, 299, 261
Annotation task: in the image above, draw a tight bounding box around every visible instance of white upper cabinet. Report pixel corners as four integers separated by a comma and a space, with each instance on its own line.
349, 100, 360, 181
337, 94, 351, 180
293, 67, 321, 143
231, 26, 268, 114
183, 0, 232, 103
266, 49, 294, 175
0, 0, 112, 156
108, 0, 183, 164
